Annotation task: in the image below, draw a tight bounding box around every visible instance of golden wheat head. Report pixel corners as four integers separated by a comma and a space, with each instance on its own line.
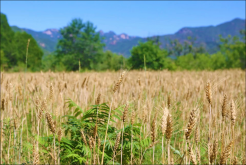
206, 82, 212, 104
185, 108, 198, 140
113, 71, 126, 93
46, 112, 56, 134
166, 114, 172, 140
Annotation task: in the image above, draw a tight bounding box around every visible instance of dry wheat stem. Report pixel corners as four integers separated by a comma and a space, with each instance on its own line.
113, 131, 121, 164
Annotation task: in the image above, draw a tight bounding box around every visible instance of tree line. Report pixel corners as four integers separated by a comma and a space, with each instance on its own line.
1, 13, 245, 72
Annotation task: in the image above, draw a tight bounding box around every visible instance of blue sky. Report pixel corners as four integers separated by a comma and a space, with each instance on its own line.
1, 1, 245, 37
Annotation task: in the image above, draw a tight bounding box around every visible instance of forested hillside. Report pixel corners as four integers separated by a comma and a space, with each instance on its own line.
11, 18, 245, 57
1, 13, 245, 72
1, 13, 43, 71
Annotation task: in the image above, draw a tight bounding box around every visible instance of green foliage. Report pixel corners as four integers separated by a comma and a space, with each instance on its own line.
129, 40, 170, 70
168, 37, 206, 57
42, 54, 66, 72
173, 32, 245, 71
13, 32, 43, 71
50, 99, 144, 164
1, 13, 15, 68
210, 52, 226, 70
56, 19, 105, 71
1, 13, 43, 71
0, 50, 8, 71
96, 50, 127, 71
1, 12, 245, 72
219, 34, 246, 69
176, 53, 226, 71
60, 99, 117, 164
41, 54, 57, 71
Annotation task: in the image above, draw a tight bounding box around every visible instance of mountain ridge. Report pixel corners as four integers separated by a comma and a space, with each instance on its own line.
11, 18, 245, 57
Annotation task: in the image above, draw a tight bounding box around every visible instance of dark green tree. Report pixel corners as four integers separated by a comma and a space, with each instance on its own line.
1, 13, 43, 71
129, 40, 169, 70
0, 13, 15, 68
0, 50, 8, 70
219, 33, 246, 69
13, 32, 43, 71
211, 52, 226, 70
41, 53, 66, 71
56, 19, 105, 71
97, 50, 126, 71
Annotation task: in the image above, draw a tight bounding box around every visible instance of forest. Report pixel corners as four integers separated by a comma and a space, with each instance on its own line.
1, 13, 245, 72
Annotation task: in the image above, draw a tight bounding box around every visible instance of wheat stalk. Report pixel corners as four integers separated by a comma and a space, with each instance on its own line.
122, 103, 128, 123
185, 108, 198, 140
151, 113, 157, 164
81, 130, 87, 146
113, 131, 121, 164
166, 114, 172, 164
230, 100, 236, 162
101, 71, 126, 164
220, 140, 233, 164
230, 100, 236, 127
210, 139, 218, 164
45, 112, 56, 164
46, 112, 55, 134
121, 103, 128, 164
161, 107, 168, 164
57, 128, 62, 164
188, 146, 197, 165
206, 82, 212, 105
206, 81, 212, 164
232, 156, 237, 165
113, 71, 126, 93
222, 94, 228, 121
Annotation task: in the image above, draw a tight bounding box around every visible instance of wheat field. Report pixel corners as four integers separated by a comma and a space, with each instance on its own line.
0, 70, 245, 164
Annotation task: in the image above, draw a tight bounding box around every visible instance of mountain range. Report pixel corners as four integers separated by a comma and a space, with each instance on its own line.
11, 18, 245, 58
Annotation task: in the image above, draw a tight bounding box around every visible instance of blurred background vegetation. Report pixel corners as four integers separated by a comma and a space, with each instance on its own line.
1, 13, 245, 72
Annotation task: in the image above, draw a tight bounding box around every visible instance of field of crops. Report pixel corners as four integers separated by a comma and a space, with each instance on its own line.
0, 70, 245, 164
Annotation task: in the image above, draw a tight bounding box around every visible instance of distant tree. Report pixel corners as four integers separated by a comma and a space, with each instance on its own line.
129, 40, 169, 70
42, 53, 57, 71
13, 32, 43, 71
95, 50, 126, 71
175, 53, 195, 70
56, 18, 105, 71
211, 52, 226, 70
170, 39, 183, 57
219, 33, 246, 69
168, 36, 206, 57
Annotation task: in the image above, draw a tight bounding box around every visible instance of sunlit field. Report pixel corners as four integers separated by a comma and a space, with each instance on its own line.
0, 70, 245, 164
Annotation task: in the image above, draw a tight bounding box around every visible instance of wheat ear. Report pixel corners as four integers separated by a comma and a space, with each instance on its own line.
113, 71, 126, 93
166, 114, 172, 164
113, 132, 121, 164
222, 94, 228, 121
220, 140, 233, 164
210, 139, 218, 164
185, 108, 198, 140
